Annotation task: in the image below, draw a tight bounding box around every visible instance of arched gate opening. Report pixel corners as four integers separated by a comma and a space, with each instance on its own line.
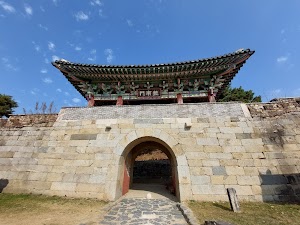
120, 137, 180, 200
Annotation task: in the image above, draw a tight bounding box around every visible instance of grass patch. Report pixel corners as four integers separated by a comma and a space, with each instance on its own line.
188, 201, 300, 225
0, 193, 107, 213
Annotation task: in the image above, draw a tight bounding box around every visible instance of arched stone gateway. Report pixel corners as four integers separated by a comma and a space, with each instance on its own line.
122, 140, 178, 198
111, 130, 192, 202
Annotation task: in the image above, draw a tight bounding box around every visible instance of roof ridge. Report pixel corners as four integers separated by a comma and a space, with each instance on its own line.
52, 49, 254, 68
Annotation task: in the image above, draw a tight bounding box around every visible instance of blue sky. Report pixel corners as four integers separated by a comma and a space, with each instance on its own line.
0, 0, 299, 114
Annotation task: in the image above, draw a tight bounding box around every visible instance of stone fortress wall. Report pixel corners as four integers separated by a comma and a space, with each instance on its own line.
0, 98, 299, 202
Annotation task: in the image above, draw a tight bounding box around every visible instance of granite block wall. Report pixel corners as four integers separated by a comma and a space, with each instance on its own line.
0, 101, 299, 202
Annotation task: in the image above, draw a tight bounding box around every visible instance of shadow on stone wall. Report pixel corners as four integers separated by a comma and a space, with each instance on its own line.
0, 179, 9, 193
260, 170, 300, 202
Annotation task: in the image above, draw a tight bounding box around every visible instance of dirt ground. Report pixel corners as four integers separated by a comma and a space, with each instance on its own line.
0, 194, 108, 225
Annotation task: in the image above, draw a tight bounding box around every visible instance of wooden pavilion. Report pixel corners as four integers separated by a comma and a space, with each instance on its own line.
52, 49, 254, 106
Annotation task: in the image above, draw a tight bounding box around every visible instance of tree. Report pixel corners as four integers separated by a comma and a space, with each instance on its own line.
0, 94, 18, 118
218, 86, 262, 103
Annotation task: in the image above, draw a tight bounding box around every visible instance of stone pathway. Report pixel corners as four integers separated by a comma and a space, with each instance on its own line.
99, 198, 188, 225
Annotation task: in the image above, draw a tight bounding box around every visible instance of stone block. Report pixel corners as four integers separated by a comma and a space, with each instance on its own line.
219, 159, 238, 166
241, 139, 264, 145
63, 160, 93, 167
235, 133, 252, 139
189, 167, 213, 176
76, 183, 104, 192
237, 176, 261, 185
62, 173, 75, 182
244, 167, 259, 175
0, 158, 11, 166
281, 136, 297, 144
95, 153, 112, 160
217, 133, 237, 139
46, 173, 63, 182
211, 175, 237, 185
225, 185, 253, 196
243, 145, 265, 153
238, 159, 255, 167
223, 146, 245, 153
197, 138, 219, 146
73, 174, 90, 183
264, 152, 285, 159
218, 139, 241, 146
134, 118, 163, 124
0, 151, 14, 158
283, 144, 299, 151
202, 159, 220, 167
252, 185, 262, 195
279, 166, 298, 174
51, 165, 77, 173
232, 152, 252, 160
251, 152, 265, 159
89, 174, 106, 184
209, 153, 232, 159
70, 134, 97, 140
203, 146, 223, 153
197, 118, 209, 123
219, 127, 243, 134
177, 165, 191, 184
192, 184, 226, 195
179, 138, 197, 146
75, 166, 94, 175
212, 166, 227, 175
51, 182, 76, 191
226, 166, 245, 175
191, 175, 210, 185
185, 152, 208, 159
204, 128, 220, 133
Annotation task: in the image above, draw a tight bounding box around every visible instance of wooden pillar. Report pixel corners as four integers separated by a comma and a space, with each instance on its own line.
177, 93, 183, 104
87, 95, 95, 107
116, 96, 123, 105
208, 88, 216, 103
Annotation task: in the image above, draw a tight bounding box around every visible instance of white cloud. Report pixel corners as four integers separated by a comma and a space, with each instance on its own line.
74, 11, 89, 21
42, 77, 53, 84
40, 69, 47, 74
1, 57, 18, 71
35, 45, 40, 52
98, 9, 103, 17
75, 46, 82, 51
64, 91, 70, 96
126, 19, 133, 27
38, 24, 48, 31
48, 41, 55, 51
88, 57, 96, 61
280, 29, 285, 34
90, 0, 102, 6
56, 88, 62, 92
52, 0, 59, 6
52, 55, 59, 61
277, 56, 288, 63
32, 41, 41, 52
72, 98, 81, 103
24, 4, 33, 15
104, 48, 114, 64
88, 49, 97, 61
30, 88, 39, 95
44, 58, 50, 64
0, 1, 16, 13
